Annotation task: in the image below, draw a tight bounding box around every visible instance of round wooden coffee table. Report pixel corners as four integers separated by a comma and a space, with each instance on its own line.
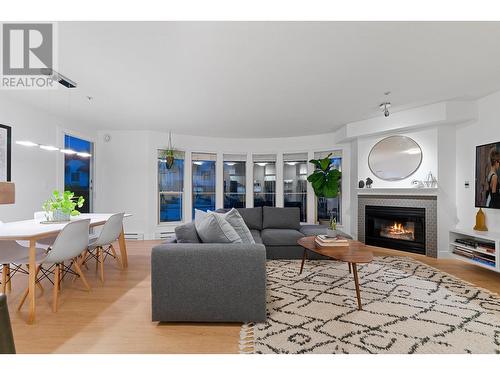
297, 236, 374, 310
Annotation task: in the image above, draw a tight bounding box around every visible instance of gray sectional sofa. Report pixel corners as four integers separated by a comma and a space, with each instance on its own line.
151, 206, 351, 323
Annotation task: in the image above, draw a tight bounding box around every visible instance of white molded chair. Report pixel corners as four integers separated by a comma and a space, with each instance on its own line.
0, 241, 46, 294
0, 220, 46, 294
17, 219, 92, 312
83, 213, 125, 283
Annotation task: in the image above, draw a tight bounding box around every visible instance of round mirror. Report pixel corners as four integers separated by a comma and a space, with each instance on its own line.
368, 135, 422, 181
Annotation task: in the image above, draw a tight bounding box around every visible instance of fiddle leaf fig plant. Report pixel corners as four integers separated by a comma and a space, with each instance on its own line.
307, 153, 341, 199
43, 190, 85, 218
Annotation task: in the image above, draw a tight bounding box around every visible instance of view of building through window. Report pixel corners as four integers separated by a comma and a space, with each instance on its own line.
64, 134, 93, 213
253, 155, 276, 207
223, 156, 246, 208
192, 153, 216, 218
283, 153, 308, 222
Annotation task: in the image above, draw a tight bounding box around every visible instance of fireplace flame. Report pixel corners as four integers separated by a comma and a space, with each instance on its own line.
380, 221, 415, 241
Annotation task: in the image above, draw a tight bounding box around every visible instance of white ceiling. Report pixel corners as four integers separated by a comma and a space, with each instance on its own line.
5, 21, 500, 138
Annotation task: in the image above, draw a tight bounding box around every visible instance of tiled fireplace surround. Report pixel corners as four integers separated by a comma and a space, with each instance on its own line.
358, 195, 438, 258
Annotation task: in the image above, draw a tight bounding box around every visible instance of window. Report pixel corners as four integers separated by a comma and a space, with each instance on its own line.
223, 154, 246, 208
283, 153, 308, 222
158, 150, 184, 222
64, 134, 93, 213
315, 151, 342, 224
192, 153, 216, 218
253, 155, 276, 207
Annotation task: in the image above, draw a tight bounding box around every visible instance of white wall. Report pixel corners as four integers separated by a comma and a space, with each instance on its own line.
95, 131, 351, 239
0, 94, 96, 222
357, 127, 438, 188
456, 90, 500, 231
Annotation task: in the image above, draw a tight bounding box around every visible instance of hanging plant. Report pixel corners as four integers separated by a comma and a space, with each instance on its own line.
165, 132, 175, 169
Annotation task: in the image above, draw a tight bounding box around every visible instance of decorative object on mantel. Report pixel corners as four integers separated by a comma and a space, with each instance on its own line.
0, 182, 15, 204
473, 208, 488, 232
365, 177, 373, 188
326, 215, 338, 237
368, 135, 423, 181
411, 179, 425, 189
424, 171, 438, 188
358, 180, 365, 188
42, 190, 85, 222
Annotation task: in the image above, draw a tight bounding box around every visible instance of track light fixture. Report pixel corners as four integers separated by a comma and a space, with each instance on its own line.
380, 91, 391, 117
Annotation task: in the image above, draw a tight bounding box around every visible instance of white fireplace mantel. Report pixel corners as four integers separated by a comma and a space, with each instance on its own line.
356, 188, 438, 196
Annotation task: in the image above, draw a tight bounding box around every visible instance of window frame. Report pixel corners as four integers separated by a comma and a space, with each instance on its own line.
157, 150, 185, 224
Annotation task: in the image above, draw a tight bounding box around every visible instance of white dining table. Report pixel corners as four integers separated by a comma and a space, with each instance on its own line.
0, 213, 131, 324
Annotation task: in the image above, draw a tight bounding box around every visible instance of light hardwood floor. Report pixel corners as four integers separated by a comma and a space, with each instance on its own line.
5, 240, 500, 354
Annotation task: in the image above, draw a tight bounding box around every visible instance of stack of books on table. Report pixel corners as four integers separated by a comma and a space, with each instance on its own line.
315, 235, 349, 248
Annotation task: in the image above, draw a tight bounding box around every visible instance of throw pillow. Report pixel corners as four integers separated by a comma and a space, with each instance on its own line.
194, 211, 243, 244
174, 222, 201, 243
216, 208, 255, 244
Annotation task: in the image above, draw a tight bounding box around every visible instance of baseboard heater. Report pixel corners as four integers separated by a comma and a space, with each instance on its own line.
124, 232, 144, 240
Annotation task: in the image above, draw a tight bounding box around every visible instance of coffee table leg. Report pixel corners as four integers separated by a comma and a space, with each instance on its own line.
299, 249, 307, 275
351, 263, 362, 310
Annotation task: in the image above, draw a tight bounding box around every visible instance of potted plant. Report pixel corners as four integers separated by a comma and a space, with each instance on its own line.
307, 153, 341, 225
42, 190, 85, 222
327, 215, 338, 238
162, 131, 175, 169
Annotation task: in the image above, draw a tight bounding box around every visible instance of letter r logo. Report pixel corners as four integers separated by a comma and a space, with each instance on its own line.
2, 23, 53, 75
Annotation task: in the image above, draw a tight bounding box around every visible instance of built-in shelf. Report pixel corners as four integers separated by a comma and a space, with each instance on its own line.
356, 188, 438, 196
449, 228, 499, 273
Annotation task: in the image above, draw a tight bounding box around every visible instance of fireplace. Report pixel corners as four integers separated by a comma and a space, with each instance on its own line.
365, 205, 426, 254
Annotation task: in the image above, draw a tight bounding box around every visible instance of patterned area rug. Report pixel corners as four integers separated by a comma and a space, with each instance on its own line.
241, 257, 500, 354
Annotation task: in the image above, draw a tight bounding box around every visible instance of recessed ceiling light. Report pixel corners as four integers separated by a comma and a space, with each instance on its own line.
225, 162, 236, 166
16, 140, 38, 147
286, 162, 298, 166
39, 145, 59, 151
60, 149, 77, 155
76, 152, 92, 158
193, 161, 204, 166
256, 162, 267, 166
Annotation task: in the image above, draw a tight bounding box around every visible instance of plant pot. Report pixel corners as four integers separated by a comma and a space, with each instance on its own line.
166, 155, 175, 169
52, 210, 70, 222
326, 228, 338, 238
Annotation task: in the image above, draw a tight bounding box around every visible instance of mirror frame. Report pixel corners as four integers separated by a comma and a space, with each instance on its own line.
368, 135, 423, 181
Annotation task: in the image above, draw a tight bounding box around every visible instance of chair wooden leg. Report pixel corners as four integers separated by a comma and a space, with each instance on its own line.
109, 244, 122, 269
95, 248, 100, 273
98, 248, 105, 283
53, 264, 60, 312
18, 265, 42, 311
82, 251, 90, 270
1, 264, 8, 294
73, 261, 91, 292
348, 262, 352, 274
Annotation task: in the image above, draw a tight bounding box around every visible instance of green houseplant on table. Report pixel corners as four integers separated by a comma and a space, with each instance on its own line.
307, 153, 341, 235
42, 190, 85, 222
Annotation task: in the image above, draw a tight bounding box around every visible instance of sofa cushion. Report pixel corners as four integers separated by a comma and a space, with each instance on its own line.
262, 207, 301, 230
261, 228, 304, 246
250, 229, 263, 244
236, 207, 263, 230
195, 212, 243, 244
216, 208, 255, 244
174, 222, 201, 243
299, 225, 353, 239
